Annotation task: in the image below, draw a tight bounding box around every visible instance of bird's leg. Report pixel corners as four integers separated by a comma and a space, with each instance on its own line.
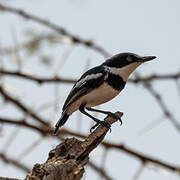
79, 104, 111, 132
86, 107, 122, 125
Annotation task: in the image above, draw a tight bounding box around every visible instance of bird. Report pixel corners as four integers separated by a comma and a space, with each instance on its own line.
54, 52, 156, 134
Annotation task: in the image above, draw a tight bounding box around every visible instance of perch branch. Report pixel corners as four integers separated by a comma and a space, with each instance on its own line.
25, 112, 123, 180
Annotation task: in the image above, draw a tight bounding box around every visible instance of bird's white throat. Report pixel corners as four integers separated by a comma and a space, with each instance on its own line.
106, 62, 141, 81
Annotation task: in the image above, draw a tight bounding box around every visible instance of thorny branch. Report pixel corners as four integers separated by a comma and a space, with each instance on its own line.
0, 3, 110, 57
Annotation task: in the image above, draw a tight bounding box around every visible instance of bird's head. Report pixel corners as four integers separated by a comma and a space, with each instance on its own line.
103, 52, 156, 81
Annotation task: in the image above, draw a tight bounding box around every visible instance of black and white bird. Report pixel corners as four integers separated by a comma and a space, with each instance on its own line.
54, 52, 156, 134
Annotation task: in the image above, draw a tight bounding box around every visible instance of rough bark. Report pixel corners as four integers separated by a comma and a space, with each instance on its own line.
25, 112, 123, 180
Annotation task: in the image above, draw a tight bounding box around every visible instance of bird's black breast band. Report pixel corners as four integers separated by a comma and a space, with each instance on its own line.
105, 73, 126, 91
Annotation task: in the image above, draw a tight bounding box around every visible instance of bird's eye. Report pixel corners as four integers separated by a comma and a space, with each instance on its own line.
126, 56, 132, 62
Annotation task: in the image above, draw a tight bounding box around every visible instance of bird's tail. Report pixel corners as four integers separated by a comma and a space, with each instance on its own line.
54, 112, 69, 134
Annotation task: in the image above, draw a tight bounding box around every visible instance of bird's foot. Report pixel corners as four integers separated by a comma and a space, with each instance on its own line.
90, 121, 111, 133
106, 112, 123, 125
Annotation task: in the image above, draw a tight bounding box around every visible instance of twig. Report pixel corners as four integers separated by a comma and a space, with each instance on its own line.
1, 126, 20, 154
102, 142, 180, 173
0, 117, 51, 136
98, 148, 108, 180
0, 86, 50, 126
134, 72, 180, 135
175, 79, 180, 99
10, 25, 22, 70
18, 137, 43, 160
143, 83, 180, 134
130, 72, 180, 83
88, 161, 113, 180
0, 152, 30, 173
131, 163, 145, 180
0, 34, 55, 55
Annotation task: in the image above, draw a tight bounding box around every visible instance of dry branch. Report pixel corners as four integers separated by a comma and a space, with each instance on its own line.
0, 70, 76, 84
102, 143, 180, 173
142, 79, 180, 134
0, 153, 30, 173
0, 86, 50, 126
0, 69, 180, 86
88, 161, 112, 180
25, 112, 123, 180
0, 3, 110, 57
129, 72, 180, 83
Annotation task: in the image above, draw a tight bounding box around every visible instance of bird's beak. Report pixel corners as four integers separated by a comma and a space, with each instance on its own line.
139, 56, 156, 62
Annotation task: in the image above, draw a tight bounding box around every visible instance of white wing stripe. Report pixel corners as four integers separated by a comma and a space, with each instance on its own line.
74, 73, 103, 89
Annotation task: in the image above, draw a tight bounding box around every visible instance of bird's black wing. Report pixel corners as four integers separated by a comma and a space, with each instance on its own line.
63, 65, 107, 111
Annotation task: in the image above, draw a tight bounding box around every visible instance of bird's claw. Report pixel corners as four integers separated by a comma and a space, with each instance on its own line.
90, 123, 99, 132
107, 112, 123, 125
118, 118, 123, 125
90, 121, 111, 133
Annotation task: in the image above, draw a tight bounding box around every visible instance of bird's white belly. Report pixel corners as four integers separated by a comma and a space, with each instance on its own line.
84, 83, 119, 107
67, 83, 119, 114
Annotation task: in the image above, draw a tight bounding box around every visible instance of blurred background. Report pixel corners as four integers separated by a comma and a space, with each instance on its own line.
0, 0, 180, 179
